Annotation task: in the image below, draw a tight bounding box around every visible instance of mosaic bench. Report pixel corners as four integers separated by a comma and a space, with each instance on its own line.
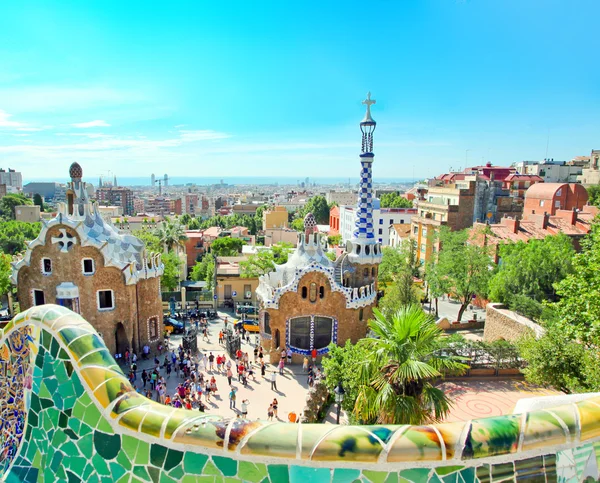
1, 304, 599, 482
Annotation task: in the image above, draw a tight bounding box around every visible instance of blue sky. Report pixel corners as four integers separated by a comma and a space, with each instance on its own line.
0, 0, 598, 181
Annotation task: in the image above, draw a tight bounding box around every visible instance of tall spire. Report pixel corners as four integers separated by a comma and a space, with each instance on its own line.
348, 93, 382, 264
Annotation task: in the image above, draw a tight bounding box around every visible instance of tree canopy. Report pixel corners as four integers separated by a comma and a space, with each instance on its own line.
0, 221, 42, 255
0, 194, 32, 221
161, 251, 183, 291
378, 240, 421, 316
132, 230, 162, 254
488, 234, 574, 307
380, 192, 413, 209
240, 243, 293, 278
586, 184, 600, 207
352, 305, 467, 424
32, 194, 44, 212
190, 254, 215, 290
209, 237, 245, 256
0, 253, 12, 298
154, 218, 188, 252
425, 228, 492, 321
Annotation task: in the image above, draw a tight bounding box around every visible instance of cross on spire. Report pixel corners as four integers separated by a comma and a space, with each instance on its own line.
361, 92, 376, 124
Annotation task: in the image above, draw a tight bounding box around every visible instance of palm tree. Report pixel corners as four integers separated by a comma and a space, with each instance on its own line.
155, 219, 188, 253
354, 305, 467, 425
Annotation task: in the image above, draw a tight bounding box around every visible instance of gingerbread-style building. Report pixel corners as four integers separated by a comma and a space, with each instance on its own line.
256, 94, 382, 363
11, 163, 164, 355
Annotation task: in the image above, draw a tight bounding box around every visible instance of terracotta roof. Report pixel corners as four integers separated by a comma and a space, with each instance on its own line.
203, 226, 222, 238
504, 174, 544, 182
390, 223, 411, 237
524, 182, 568, 200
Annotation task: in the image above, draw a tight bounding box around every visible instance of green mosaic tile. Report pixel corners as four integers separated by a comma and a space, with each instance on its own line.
332, 468, 360, 483
289, 465, 331, 482
435, 466, 464, 476
213, 456, 238, 477
164, 449, 184, 472
93, 431, 121, 460
133, 465, 150, 480
238, 461, 268, 482
91, 452, 111, 476
135, 440, 150, 465
159, 472, 177, 483
168, 464, 185, 480
117, 449, 133, 471
183, 452, 208, 474
384, 473, 398, 483
202, 460, 222, 476
363, 470, 388, 483
398, 468, 431, 482
150, 443, 168, 467
147, 465, 160, 483
268, 464, 290, 483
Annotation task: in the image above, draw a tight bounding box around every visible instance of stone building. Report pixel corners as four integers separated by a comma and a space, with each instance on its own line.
11, 163, 164, 355
256, 94, 382, 363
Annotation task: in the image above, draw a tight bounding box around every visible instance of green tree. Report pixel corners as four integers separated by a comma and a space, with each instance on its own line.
161, 251, 183, 291
188, 218, 201, 230
0, 221, 42, 255
354, 305, 468, 424
302, 195, 329, 224
205, 255, 215, 290
321, 341, 371, 413
180, 213, 192, 226
154, 219, 188, 252
488, 234, 574, 305
33, 193, 44, 212
240, 243, 293, 278
553, 223, 600, 345
254, 205, 268, 233
132, 230, 162, 254
0, 253, 12, 298
518, 325, 597, 394
586, 185, 600, 207
425, 228, 491, 322
0, 194, 32, 220
380, 192, 413, 209
190, 254, 216, 290
379, 240, 421, 316
327, 234, 342, 247
209, 237, 245, 256
325, 251, 336, 261
291, 217, 304, 232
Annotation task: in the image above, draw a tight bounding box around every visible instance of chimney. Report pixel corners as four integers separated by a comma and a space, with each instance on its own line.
543, 212, 549, 229
503, 216, 520, 234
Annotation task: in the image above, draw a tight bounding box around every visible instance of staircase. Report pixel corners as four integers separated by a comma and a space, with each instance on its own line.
334, 253, 347, 286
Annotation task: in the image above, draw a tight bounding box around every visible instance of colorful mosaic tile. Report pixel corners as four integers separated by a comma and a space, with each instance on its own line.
2, 305, 600, 482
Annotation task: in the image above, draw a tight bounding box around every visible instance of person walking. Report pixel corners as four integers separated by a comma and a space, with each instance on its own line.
226, 367, 233, 386
208, 352, 215, 372
278, 357, 285, 376
311, 348, 317, 365
270, 371, 277, 391
229, 387, 237, 410
272, 398, 279, 419
241, 399, 249, 418
286, 347, 292, 365
302, 356, 309, 373
141, 369, 148, 388
267, 404, 274, 421
260, 360, 266, 377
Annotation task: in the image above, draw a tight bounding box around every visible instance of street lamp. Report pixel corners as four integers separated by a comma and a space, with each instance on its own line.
334, 382, 345, 424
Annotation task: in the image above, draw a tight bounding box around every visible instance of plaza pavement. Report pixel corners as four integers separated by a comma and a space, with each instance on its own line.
125, 310, 312, 423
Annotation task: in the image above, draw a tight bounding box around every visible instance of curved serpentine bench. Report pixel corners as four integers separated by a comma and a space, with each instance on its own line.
1, 304, 600, 482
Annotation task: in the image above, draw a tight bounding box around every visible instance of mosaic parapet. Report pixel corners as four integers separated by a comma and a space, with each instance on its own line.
2, 305, 600, 482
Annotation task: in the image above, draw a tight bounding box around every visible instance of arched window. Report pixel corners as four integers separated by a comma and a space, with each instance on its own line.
319, 286, 324, 299
365, 245, 370, 255
363, 268, 369, 277
371, 267, 376, 277
264, 312, 271, 335
309, 283, 317, 302
356, 244, 361, 255
359, 308, 364, 321
301, 286, 307, 299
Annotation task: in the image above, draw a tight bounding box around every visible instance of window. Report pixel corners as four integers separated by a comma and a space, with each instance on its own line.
555, 201, 561, 208
378, 228, 383, 235
97, 290, 115, 310
556, 188, 562, 196
379, 219, 383, 224
313, 317, 333, 350
422, 228, 428, 237
363, 268, 369, 277
413, 226, 418, 234
319, 286, 324, 299
301, 286, 307, 299
371, 267, 376, 277
309, 283, 317, 302
365, 245, 370, 255
421, 244, 426, 253
148, 317, 159, 340
264, 312, 271, 335
540, 200, 545, 207
244, 284, 252, 299
379, 238, 383, 243
289, 316, 311, 350
359, 308, 364, 321
400, 219, 404, 224
82, 258, 95, 275
390, 219, 394, 224
42, 258, 52, 275
33, 290, 45, 306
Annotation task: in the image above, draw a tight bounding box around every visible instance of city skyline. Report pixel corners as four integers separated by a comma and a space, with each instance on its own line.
0, 1, 598, 180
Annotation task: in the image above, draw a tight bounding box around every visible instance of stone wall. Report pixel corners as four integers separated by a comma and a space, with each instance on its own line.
3, 304, 600, 483
484, 302, 545, 342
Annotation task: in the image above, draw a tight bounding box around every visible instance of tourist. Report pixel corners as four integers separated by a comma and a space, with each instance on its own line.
278, 357, 285, 375
311, 348, 317, 364
270, 371, 277, 391
307, 373, 314, 388
302, 356, 309, 373
198, 399, 206, 412
261, 360, 266, 377
143, 344, 150, 360
141, 369, 148, 388
145, 388, 152, 399
267, 404, 274, 421
125, 349, 130, 365
247, 365, 255, 381
219, 331, 224, 345
205, 381, 211, 402
286, 347, 292, 364
272, 398, 279, 419
210, 376, 218, 394
132, 352, 137, 364
208, 352, 215, 371
241, 399, 249, 418
288, 411, 297, 423
128, 370, 135, 384
280, 348, 286, 362
226, 367, 233, 386
166, 361, 172, 378
165, 394, 171, 406
253, 346, 258, 363
203, 353, 209, 372
150, 371, 158, 390
229, 387, 237, 409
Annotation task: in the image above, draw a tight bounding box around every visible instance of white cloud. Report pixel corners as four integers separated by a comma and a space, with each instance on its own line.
71, 120, 111, 128
178, 130, 231, 142
0, 109, 27, 128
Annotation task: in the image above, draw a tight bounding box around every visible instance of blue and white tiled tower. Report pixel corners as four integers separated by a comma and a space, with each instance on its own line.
347, 92, 382, 265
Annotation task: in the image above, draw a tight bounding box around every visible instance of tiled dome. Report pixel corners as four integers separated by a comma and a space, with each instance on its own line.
69, 162, 83, 179
304, 212, 317, 233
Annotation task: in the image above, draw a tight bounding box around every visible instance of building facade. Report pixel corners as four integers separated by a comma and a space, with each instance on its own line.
96, 187, 134, 216
0, 168, 22, 191
339, 204, 417, 246
15, 205, 40, 223
23, 182, 66, 202
577, 150, 600, 186
523, 183, 588, 217
256, 94, 382, 363
262, 206, 288, 230
12, 163, 164, 355
325, 190, 358, 207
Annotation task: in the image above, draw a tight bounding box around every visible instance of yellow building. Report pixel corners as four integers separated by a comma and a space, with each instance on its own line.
262, 206, 288, 230
15, 205, 40, 223
215, 256, 259, 309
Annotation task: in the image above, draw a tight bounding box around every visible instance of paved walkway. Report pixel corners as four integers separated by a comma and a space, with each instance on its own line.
439, 379, 562, 422
123, 310, 311, 423
423, 297, 486, 323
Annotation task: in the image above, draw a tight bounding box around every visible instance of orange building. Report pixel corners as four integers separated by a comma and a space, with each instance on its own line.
523, 183, 588, 217
329, 205, 340, 235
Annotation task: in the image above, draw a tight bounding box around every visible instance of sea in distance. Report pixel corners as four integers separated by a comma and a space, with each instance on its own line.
28, 176, 416, 187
